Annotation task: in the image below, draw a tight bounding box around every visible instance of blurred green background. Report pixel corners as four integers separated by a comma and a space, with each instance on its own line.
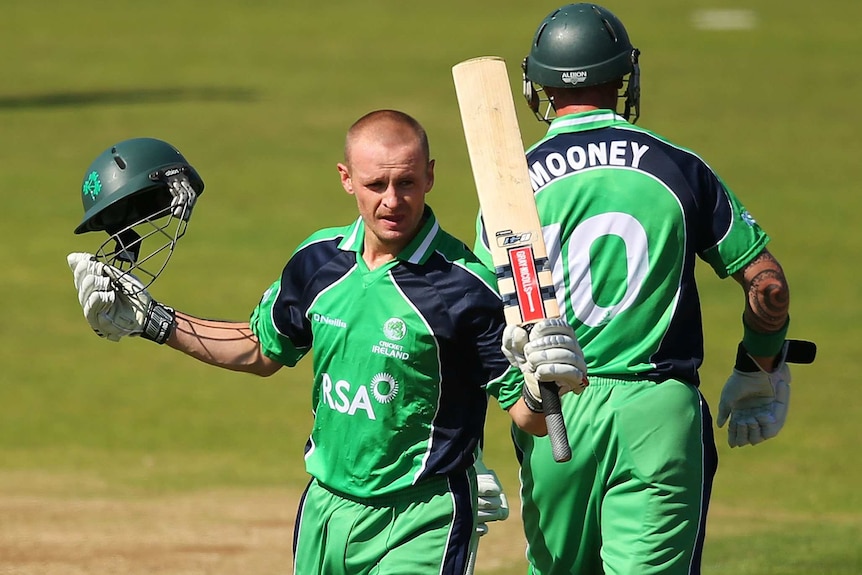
2, 1, 860, 573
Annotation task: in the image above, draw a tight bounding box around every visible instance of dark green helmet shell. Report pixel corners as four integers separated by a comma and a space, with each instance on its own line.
524, 3, 635, 89
75, 137, 204, 234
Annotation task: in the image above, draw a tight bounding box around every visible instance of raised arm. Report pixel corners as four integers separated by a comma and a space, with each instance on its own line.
68, 252, 282, 377
168, 312, 282, 376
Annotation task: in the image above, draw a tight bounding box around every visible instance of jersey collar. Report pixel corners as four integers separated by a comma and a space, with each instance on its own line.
544, 109, 628, 138
337, 206, 441, 265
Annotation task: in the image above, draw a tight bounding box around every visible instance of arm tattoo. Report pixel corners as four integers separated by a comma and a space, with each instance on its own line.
742, 251, 790, 333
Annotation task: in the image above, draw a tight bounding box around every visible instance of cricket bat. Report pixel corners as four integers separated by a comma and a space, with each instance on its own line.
452, 56, 572, 463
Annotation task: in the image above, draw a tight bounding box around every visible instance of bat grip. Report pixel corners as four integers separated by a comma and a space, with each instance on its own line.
539, 381, 572, 463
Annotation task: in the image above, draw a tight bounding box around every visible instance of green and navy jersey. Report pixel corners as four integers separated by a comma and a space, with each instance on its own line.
251, 207, 522, 498
474, 110, 769, 386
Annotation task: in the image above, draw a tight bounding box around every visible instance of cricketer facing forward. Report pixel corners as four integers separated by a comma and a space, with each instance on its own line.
479, 4, 815, 574
67, 110, 586, 574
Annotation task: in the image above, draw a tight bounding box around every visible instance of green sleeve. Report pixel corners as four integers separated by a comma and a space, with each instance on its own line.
486, 365, 524, 411
248, 280, 308, 367
472, 212, 495, 272
700, 186, 771, 278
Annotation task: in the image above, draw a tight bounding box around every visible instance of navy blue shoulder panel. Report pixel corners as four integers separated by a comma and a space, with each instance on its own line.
271, 238, 356, 349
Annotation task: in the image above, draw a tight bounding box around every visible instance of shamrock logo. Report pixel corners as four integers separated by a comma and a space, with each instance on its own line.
82, 171, 102, 200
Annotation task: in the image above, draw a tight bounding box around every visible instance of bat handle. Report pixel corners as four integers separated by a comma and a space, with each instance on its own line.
539, 381, 572, 463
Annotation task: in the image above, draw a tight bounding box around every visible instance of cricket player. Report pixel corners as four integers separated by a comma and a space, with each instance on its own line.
68, 110, 586, 574
474, 4, 815, 574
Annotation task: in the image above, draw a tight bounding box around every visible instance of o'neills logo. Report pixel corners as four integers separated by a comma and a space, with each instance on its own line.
561, 70, 587, 85
313, 313, 347, 328
510, 246, 544, 322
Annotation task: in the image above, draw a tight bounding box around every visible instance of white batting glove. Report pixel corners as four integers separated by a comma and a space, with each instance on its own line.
503, 318, 587, 412
69, 252, 107, 314
501, 322, 529, 370
66, 253, 175, 344
474, 454, 509, 523
717, 343, 792, 448
68, 252, 121, 341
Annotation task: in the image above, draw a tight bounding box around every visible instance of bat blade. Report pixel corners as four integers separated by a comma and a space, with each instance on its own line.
452, 56, 572, 463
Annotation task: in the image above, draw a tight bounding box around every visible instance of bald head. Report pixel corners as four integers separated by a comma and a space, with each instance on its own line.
344, 110, 430, 168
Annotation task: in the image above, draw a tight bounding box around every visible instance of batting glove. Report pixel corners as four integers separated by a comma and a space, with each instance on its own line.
67, 253, 175, 344
502, 318, 587, 413
69, 252, 122, 340
717, 339, 816, 447
474, 454, 509, 523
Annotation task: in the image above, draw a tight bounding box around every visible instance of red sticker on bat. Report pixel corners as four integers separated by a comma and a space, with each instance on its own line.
509, 246, 545, 322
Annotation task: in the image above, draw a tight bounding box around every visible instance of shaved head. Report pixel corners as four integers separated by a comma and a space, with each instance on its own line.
344, 110, 430, 167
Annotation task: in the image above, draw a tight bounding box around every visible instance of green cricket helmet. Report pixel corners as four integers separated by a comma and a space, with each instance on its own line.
522, 3, 641, 123
75, 137, 204, 292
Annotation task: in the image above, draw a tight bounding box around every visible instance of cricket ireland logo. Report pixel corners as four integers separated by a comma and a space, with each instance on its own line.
383, 317, 406, 341
82, 171, 102, 200
371, 317, 409, 360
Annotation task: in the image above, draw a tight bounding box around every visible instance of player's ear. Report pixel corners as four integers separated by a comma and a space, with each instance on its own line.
425, 159, 435, 193
337, 163, 354, 195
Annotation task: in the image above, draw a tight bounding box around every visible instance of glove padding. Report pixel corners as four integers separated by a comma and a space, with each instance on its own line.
502, 317, 587, 412
70, 253, 114, 326
67, 252, 174, 344
474, 455, 509, 523
717, 339, 816, 448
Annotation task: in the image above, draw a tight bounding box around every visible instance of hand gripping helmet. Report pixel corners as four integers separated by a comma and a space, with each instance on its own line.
75, 137, 204, 293
522, 3, 641, 124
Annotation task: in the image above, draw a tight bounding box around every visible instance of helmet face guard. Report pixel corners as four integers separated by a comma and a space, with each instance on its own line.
76, 138, 204, 294
620, 49, 641, 123
521, 3, 641, 124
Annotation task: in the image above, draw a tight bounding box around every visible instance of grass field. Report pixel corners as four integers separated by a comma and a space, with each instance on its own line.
2, 1, 861, 573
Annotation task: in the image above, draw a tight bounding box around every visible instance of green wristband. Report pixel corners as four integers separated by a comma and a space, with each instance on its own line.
742, 315, 789, 357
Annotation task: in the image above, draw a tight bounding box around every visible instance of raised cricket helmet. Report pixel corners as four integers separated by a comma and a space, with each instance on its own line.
76, 137, 204, 292
522, 3, 641, 123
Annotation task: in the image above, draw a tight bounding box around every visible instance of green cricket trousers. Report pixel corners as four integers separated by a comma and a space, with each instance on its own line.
516, 376, 718, 575
293, 471, 478, 575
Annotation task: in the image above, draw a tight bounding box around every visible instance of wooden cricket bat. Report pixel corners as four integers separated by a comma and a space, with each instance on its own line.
452, 56, 572, 463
